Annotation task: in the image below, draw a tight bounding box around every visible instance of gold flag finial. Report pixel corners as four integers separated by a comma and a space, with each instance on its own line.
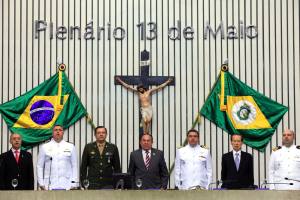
58, 63, 66, 71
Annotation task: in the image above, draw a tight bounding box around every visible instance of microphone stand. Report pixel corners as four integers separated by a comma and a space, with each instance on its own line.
262, 181, 294, 189
285, 177, 300, 182
48, 157, 52, 190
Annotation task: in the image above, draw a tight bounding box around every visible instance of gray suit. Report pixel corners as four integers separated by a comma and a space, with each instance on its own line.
128, 148, 169, 189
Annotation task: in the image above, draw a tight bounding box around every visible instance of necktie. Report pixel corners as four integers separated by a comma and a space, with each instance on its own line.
15, 150, 19, 163
234, 153, 240, 170
145, 150, 150, 170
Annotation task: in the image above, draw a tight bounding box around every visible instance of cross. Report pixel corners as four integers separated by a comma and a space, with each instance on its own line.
114, 50, 175, 135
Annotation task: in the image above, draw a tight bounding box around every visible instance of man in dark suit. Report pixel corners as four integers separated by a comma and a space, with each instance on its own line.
128, 133, 169, 189
80, 126, 121, 189
0, 133, 34, 190
221, 134, 254, 189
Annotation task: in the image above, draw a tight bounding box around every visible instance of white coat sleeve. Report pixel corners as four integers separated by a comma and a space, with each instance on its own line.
268, 152, 276, 190
70, 145, 79, 187
205, 151, 213, 189
174, 149, 181, 189
37, 145, 46, 187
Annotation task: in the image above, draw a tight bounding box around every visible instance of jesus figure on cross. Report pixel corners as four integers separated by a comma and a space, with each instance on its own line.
116, 77, 173, 134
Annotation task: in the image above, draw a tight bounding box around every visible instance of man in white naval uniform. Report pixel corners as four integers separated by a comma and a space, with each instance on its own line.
175, 129, 213, 190
269, 129, 300, 190
37, 125, 78, 190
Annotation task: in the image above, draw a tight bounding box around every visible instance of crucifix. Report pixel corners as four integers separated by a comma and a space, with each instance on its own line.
115, 50, 175, 135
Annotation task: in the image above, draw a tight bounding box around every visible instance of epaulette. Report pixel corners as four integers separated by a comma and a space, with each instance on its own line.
44, 139, 51, 143
200, 145, 209, 149
296, 146, 300, 149
177, 146, 183, 149
272, 146, 282, 151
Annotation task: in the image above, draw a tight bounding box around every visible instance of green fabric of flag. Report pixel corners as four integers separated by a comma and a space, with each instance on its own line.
200, 68, 288, 151
0, 70, 87, 149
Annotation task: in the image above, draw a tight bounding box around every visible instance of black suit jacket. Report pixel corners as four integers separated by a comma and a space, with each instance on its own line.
0, 149, 34, 190
221, 151, 254, 189
128, 148, 169, 189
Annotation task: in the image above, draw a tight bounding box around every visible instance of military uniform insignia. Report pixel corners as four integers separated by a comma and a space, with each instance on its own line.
272, 146, 282, 151
90, 151, 95, 155
105, 152, 113, 163
296, 146, 300, 149
200, 145, 209, 149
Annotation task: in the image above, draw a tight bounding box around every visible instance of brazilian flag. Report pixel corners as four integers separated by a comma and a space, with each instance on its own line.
200, 65, 288, 151
0, 65, 87, 149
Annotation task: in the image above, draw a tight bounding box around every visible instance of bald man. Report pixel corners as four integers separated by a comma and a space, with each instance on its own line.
269, 129, 300, 190
0, 133, 34, 190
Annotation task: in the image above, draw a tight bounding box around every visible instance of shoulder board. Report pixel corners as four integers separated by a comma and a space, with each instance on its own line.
44, 139, 51, 143
272, 146, 282, 151
296, 146, 300, 149
177, 145, 184, 149
106, 142, 114, 146
200, 145, 209, 149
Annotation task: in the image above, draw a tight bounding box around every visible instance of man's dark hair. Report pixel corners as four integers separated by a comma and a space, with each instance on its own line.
230, 134, 243, 142
53, 124, 63, 129
94, 126, 107, 134
186, 129, 199, 137
139, 133, 153, 141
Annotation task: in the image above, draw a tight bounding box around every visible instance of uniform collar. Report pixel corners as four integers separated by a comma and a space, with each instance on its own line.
51, 138, 65, 145
96, 141, 106, 147
282, 144, 296, 150
187, 144, 200, 149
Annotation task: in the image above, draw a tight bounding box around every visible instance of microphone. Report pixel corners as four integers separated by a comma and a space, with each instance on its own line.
285, 177, 300, 182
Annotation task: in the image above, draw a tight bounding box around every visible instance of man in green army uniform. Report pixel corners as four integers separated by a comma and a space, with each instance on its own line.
80, 126, 121, 189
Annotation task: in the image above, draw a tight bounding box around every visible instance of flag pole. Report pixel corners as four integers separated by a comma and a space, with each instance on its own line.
58, 63, 96, 130
220, 63, 228, 111
58, 64, 66, 106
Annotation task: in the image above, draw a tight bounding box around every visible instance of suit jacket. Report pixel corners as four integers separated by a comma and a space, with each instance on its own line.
0, 149, 34, 190
128, 148, 169, 189
80, 141, 121, 189
221, 151, 254, 189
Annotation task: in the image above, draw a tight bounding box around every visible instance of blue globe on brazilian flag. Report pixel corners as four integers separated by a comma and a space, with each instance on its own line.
200, 65, 288, 151
0, 65, 87, 149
